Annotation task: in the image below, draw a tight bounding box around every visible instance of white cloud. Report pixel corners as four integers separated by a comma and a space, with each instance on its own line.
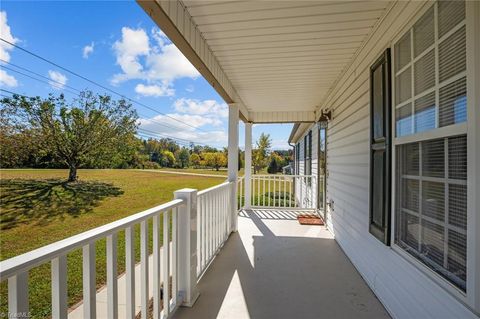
111, 27, 199, 93
0, 11, 18, 87
0, 69, 17, 87
82, 42, 94, 59
135, 83, 174, 97
48, 70, 68, 90
112, 27, 149, 84
145, 42, 199, 83
173, 98, 228, 118
138, 113, 227, 145
185, 85, 194, 93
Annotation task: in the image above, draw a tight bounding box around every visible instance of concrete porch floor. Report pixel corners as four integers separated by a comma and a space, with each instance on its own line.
174, 209, 390, 319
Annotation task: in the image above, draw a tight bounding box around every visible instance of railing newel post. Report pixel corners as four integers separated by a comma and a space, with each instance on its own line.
175, 188, 199, 307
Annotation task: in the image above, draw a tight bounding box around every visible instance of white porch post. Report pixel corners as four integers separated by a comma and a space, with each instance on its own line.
244, 122, 252, 209
175, 188, 199, 307
228, 103, 239, 232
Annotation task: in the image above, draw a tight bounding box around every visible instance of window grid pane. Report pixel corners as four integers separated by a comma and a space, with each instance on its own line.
395, 32, 411, 71
414, 49, 435, 95
413, 6, 434, 57
439, 77, 467, 127
438, 1, 465, 38
395, 135, 467, 291
414, 92, 436, 133
396, 103, 413, 137
439, 25, 466, 82
394, 1, 466, 138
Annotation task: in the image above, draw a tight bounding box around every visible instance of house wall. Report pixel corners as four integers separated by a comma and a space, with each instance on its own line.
294, 1, 479, 318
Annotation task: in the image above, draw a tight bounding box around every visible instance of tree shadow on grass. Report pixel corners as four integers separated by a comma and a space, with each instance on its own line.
0, 179, 124, 230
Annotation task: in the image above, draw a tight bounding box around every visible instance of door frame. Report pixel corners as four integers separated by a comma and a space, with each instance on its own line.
317, 122, 327, 221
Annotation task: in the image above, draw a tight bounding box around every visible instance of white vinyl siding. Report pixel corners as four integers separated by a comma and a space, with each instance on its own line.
393, 1, 468, 292
316, 1, 478, 318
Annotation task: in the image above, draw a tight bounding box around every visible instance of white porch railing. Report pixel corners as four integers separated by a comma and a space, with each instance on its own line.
0, 174, 317, 318
245, 175, 317, 209
0, 198, 188, 319
0, 183, 237, 319
196, 181, 234, 279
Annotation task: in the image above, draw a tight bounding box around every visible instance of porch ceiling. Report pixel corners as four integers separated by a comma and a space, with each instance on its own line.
139, 1, 392, 122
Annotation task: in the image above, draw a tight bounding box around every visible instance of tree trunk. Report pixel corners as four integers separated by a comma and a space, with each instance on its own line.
68, 165, 78, 182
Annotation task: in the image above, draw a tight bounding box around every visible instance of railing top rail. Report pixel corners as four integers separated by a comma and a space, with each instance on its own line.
197, 180, 231, 196
252, 174, 317, 178
0, 198, 185, 280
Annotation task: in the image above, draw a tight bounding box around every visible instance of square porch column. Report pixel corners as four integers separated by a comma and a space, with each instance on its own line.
244, 122, 252, 209
228, 103, 239, 232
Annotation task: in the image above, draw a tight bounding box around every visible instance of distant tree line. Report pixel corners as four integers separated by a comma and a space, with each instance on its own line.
0, 91, 292, 181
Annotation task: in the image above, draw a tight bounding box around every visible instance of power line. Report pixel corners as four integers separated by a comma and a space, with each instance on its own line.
0, 63, 213, 139
0, 37, 215, 133
137, 128, 212, 147
1, 59, 82, 94
136, 131, 207, 148
137, 133, 192, 148
1, 64, 81, 96
1, 88, 220, 148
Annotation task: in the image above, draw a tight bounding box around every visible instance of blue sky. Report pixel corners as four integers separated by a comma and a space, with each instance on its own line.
0, 1, 292, 149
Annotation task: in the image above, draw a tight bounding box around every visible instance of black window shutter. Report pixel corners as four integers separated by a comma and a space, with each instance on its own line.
369, 49, 392, 245
308, 131, 312, 175
304, 135, 307, 174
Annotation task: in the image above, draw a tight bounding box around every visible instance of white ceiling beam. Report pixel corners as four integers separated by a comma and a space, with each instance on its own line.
250, 111, 316, 124
137, 0, 250, 122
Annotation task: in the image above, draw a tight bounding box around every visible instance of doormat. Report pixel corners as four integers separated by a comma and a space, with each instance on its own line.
297, 213, 324, 225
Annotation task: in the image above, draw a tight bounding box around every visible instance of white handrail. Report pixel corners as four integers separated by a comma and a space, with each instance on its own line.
0, 199, 185, 279
198, 180, 230, 196
253, 174, 315, 178
1, 178, 245, 319
0, 198, 186, 319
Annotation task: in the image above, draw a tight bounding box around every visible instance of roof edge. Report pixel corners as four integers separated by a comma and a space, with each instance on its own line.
288, 123, 301, 144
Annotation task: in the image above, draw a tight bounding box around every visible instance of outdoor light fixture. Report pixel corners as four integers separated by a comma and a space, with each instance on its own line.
318, 109, 332, 123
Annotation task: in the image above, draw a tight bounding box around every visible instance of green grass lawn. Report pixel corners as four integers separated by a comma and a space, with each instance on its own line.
0, 169, 223, 318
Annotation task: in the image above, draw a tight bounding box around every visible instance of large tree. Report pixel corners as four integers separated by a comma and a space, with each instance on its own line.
176, 148, 190, 168
1, 91, 138, 181
204, 152, 227, 171
252, 133, 272, 174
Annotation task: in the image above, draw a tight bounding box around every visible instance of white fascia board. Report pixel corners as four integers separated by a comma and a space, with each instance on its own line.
250, 111, 316, 124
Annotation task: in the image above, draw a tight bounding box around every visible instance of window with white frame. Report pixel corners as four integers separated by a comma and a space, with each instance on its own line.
393, 1, 467, 291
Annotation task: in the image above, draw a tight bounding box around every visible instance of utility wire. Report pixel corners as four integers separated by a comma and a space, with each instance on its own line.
1, 64, 81, 96
136, 131, 206, 148
1, 59, 82, 94
0, 63, 217, 141
138, 127, 211, 146
0, 37, 215, 133
1, 88, 217, 148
